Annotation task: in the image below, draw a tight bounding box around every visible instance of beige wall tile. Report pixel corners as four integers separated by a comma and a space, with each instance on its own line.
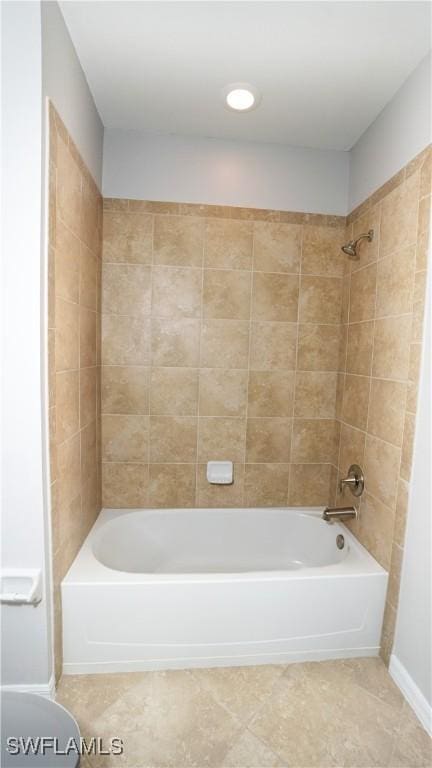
55, 298, 79, 371
338, 423, 365, 481
152, 266, 202, 318
153, 215, 204, 266
417, 194, 431, 236
376, 245, 415, 318
341, 277, 350, 323
372, 316, 412, 380
414, 268, 427, 309
56, 370, 79, 443
81, 470, 99, 531
102, 462, 149, 508
204, 219, 253, 270
55, 219, 80, 303
150, 416, 197, 463
197, 418, 246, 462
79, 367, 97, 429
56, 135, 81, 235
387, 543, 403, 610
80, 420, 97, 487
80, 178, 100, 256
349, 264, 377, 323
196, 464, 244, 508
294, 372, 337, 418
364, 434, 401, 509
380, 171, 420, 256
299, 276, 342, 324
406, 343, 421, 414
394, 478, 409, 547
291, 419, 338, 464
368, 379, 406, 447
57, 433, 81, 511
80, 245, 98, 311
249, 322, 297, 370
148, 464, 196, 508
150, 368, 198, 415
288, 464, 333, 506
102, 315, 151, 366
358, 493, 395, 570
199, 369, 248, 417
102, 414, 149, 462
101, 366, 149, 414
102, 263, 151, 317
246, 418, 292, 463
302, 226, 345, 276
346, 321, 374, 376
380, 601, 397, 665
297, 324, 341, 371
335, 373, 344, 420
341, 374, 370, 431
416, 229, 429, 272
103, 211, 153, 264
338, 323, 348, 372
248, 371, 295, 417
49, 408, 57, 481
80, 307, 97, 368
351, 204, 381, 269
420, 147, 431, 197
200, 320, 250, 369
48, 247, 56, 329
244, 463, 289, 506
400, 412, 415, 482
252, 272, 299, 321
253, 222, 301, 273
203, 269, 251, 320
151, 318, 200, 367
411, 298, 426, 343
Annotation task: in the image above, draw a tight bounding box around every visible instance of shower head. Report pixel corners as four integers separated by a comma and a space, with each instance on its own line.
341, 229, 374, 259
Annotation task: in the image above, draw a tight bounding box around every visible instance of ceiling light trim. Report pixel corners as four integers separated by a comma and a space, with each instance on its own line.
223, 82, 261, 113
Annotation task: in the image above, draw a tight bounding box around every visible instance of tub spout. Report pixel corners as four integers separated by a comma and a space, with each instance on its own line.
322, 506, 357, 523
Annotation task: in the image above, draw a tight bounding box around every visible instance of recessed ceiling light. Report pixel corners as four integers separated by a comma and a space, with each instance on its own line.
223, 83, 260, 112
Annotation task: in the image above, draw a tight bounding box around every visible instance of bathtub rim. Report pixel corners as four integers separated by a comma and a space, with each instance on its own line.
62, 506, 387, 586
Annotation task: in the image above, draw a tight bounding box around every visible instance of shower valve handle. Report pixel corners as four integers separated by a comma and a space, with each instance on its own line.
339, 464, 364, 498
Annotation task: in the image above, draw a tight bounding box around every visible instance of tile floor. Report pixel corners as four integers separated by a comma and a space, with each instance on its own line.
57, 658, 431, 768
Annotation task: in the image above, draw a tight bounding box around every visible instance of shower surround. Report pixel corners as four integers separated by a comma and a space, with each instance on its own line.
101, 201, 346, 509
335, 146, 431, 662
48, 101, 430, 678
48, 105, 102, 680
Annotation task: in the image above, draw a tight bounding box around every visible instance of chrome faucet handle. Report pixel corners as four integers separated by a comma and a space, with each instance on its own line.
339, 464, 364, 498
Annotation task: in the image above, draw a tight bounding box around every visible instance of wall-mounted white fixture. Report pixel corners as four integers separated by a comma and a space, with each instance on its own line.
223, 82, 260, 112
207, 461, 233, 484
0, 569, 42, 605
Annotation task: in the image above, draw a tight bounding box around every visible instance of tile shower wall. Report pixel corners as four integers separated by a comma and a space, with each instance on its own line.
335, 146, 431, 664
101, 200, 346, 510
48, 105, 102, 680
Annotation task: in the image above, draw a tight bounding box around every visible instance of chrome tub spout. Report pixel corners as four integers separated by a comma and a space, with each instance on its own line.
322, 506, 357, 523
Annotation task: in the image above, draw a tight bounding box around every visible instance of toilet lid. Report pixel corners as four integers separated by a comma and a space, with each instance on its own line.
1, 692, 80, 767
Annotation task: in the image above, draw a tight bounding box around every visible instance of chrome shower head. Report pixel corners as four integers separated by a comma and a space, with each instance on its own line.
341, 229, 374, 260
341, 241, 357, 258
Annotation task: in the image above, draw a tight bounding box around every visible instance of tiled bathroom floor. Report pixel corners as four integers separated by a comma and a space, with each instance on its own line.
57, 659, 431, 768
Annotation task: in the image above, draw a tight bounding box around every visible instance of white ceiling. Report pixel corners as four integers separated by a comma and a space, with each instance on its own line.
60, 1, 431, 150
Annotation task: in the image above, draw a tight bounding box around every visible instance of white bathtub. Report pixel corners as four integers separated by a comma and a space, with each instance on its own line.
62, 507, 388, 674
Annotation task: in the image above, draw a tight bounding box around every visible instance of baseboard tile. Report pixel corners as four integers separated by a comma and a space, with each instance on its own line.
389, 654, 432, 736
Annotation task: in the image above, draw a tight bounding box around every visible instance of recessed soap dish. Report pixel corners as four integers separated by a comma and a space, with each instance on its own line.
0, 569, 42, 605
207, 461, 233, 484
